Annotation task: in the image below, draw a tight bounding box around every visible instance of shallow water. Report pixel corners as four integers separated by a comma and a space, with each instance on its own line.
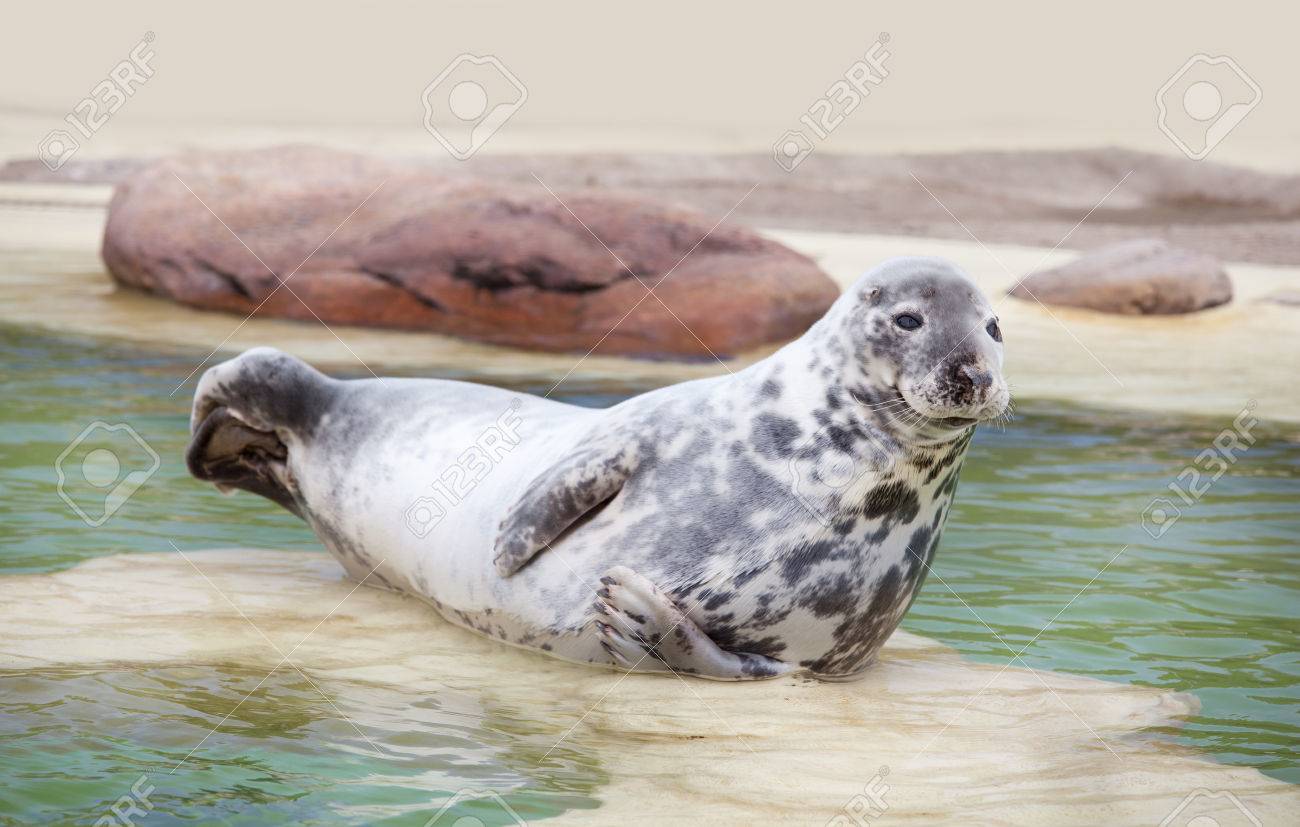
1, 325, 1297, 823
0, 665, 602, 825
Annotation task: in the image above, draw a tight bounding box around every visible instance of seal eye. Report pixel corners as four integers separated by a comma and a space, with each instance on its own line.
894, 313, 923, 331
986, 319, 1002, 342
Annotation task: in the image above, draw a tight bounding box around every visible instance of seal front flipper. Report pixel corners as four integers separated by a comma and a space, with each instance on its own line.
492, 437, 638, 576
593, 566, 793, 681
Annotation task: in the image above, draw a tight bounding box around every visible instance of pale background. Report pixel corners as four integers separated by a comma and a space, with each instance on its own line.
1, 0, 1295, 170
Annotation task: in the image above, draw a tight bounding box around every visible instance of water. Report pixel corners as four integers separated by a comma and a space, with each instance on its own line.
0, 666, 602, 825
1, 325, 1297, 823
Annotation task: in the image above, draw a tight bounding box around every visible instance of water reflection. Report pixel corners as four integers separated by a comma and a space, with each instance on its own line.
0, 665, 604, 825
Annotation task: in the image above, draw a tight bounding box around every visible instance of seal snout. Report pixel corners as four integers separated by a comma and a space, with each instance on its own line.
946, 357, 1006, 409
957, 363, 993, 392
947, 355, 1009, 418
898, 349, 1009, 430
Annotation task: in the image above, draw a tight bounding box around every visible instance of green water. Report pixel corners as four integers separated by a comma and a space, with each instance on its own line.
2, 325, 1298, 824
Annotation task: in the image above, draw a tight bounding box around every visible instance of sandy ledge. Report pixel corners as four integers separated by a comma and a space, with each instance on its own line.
1, 549, 1296, 824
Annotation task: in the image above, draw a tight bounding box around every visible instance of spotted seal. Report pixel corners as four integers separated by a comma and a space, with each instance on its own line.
187, 256, 1009, 680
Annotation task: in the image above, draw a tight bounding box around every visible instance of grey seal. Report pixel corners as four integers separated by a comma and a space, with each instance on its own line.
187, 256, 1009, 680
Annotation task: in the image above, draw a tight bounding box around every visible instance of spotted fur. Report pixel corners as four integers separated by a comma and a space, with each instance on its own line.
188, 256, 1009, 680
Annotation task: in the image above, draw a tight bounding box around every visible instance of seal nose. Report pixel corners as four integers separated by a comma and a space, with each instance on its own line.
959, 364, 993, 391
949, 361, 994, 405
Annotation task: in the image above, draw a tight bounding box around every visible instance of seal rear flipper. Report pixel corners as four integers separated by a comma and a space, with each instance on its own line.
187, 405, 303, 518
187, 347, 336, 518
492, 437, 638, 577
593, 566, 792, 681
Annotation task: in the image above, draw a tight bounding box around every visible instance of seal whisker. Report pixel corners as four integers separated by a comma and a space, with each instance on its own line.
864, 399, 911, 413
849, 391, 910, 412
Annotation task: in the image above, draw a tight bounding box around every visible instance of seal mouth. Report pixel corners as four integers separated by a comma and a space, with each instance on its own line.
887, 388, 991, 431
931, 415, 979, 428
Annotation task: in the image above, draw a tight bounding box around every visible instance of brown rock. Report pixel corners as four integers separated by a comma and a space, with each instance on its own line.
1007, 239, 1232, 314
101, 146, 838, 358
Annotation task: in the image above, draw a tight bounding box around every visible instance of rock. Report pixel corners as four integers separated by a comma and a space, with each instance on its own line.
1008, 239, 1232, 314
101, 146, 838, 358
33, 147, 1300, 267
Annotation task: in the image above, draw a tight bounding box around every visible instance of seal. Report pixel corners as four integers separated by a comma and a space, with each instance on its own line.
187, 256, 1010, 680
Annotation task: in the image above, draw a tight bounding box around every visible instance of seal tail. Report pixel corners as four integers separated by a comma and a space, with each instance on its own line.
186, 347, 334, 518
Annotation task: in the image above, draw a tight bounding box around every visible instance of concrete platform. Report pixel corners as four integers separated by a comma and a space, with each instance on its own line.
3, 549, 1296, 824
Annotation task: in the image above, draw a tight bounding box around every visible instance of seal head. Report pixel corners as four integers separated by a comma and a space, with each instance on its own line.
832, 256, 1009, 440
